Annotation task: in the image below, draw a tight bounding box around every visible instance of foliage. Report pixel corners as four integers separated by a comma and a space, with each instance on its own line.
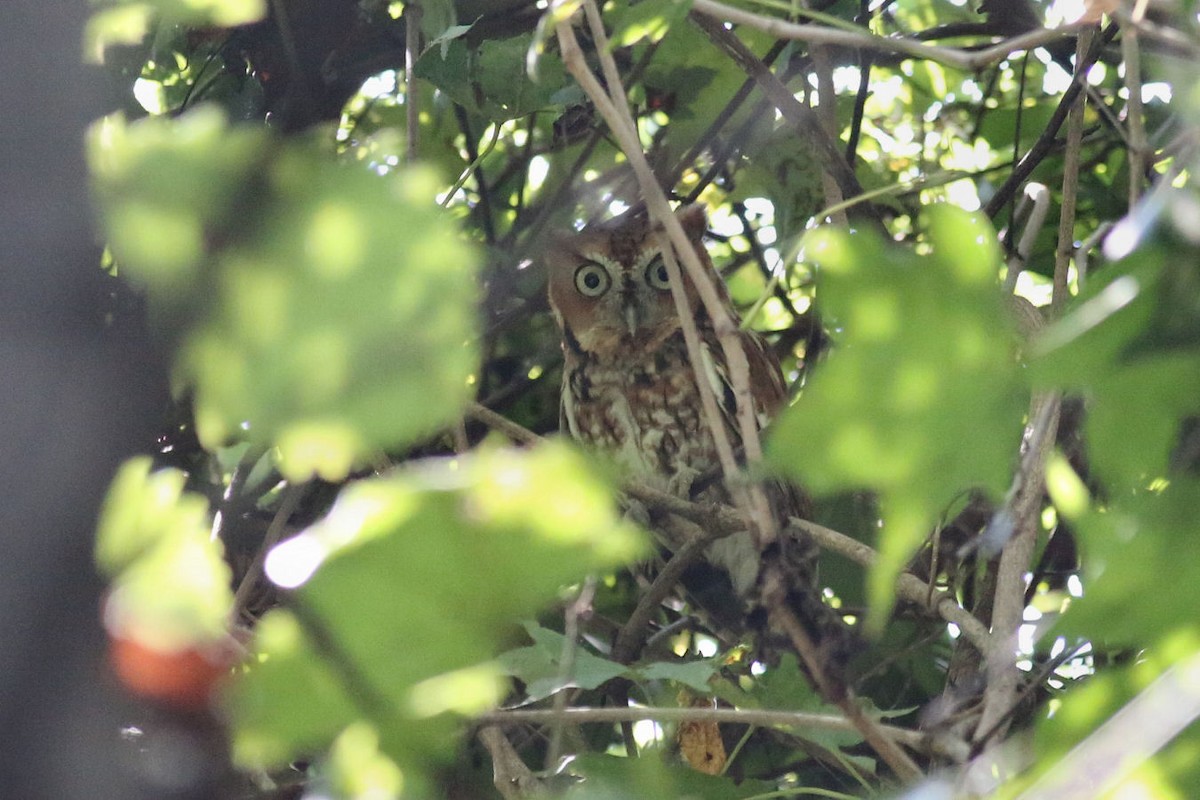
85, 0, 1200, 797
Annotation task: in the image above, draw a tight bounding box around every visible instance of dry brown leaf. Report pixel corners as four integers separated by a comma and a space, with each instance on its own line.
677, 692, 727, 775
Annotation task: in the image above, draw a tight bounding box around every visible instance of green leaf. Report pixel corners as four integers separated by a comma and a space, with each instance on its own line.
727, 124, 824, 241
1032, 243, 1200, 491
608, 0, 693, 49
635, 659, 718, 693
227, 442, 646, 771
95, 457, 232, 652
768, 207, 1027, 630
88, 107, 268, 301
88, 0, 266, 53
91, 109, 482, 480
415, 33, 571, 121
1059, 478, 1200, 645
498, 623, 629, 701
1010, 635, 1200, 797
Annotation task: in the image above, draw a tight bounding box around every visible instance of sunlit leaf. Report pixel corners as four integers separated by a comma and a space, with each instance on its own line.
96, 457, 232, 652
608, 0, 693, 48
93, 0, 266, 28
1033, 244, 1200, 490
768, 206, 1027, 630
1000, 634, 1200, 798
88, 107, 268, 302
227, 442, 646, 773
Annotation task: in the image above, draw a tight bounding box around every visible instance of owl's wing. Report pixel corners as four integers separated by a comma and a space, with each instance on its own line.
696, 327, 789, 442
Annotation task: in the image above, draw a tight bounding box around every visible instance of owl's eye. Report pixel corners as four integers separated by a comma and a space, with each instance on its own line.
645, 255, 671, 290
574, 263, 611, 297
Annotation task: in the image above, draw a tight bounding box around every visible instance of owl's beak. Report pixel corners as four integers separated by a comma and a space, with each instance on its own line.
624, 304, 640, 337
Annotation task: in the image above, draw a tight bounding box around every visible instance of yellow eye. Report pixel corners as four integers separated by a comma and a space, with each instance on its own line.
574, 262, 611, 297
645, 255, 670, 290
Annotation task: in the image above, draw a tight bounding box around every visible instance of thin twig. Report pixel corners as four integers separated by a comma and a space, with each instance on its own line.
983, 22, 1118, 219
691, 0, 1085, 72
545, 577, 597, 770
796, 0, 848, 226
1052, 27, 1093, 309
690, 14, 871, 221
667, 41, 789, 192
232, 483, 305, 621
479, 705, 929, 750
441, 122, 504, 208
612, 533, 720, 664
1002, 183, 1051, 295
762, 579, 924, 781
1121, 6, 1148, 207
479, 725, 545, 799
404, 1, 422, 163
467, 402, 545, 445
622, 479, 993, 653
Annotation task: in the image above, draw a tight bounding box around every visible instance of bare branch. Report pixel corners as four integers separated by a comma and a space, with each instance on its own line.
690, 14, 870, 221
467, 402, 546, 446
545, 577, 597, 770
479, 704, 931, 752
691, 0, 1085, 72
404, 1, 422, 164
1053, 27, 1093, 309
973, 393, 1061, 744
231, 483, 305, 622
479, 725, 546, 799
1121, 9, 1148, 207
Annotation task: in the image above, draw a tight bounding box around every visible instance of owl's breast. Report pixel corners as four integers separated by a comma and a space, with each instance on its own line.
562, 340, 719, 491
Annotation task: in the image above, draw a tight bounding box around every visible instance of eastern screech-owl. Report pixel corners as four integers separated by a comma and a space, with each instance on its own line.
547, 204, 839, 649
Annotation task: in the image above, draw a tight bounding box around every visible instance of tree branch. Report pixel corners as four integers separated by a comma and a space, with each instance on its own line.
691, 0, 1085, 72
478, 705, 931, 751
479, 725, 545, 799
689, 14, 871, 223
983, 22, 1118, 219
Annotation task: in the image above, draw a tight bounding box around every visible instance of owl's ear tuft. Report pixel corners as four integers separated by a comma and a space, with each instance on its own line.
676, 204, 709, 241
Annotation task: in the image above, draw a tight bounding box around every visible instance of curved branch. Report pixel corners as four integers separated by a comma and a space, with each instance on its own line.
691, 0, 1085, 72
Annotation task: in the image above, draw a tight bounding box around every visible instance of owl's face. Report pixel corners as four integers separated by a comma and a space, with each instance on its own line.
547, 205, 710, 360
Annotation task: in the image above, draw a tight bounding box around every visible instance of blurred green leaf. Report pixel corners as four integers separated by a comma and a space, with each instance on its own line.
91, 107, 483, 480
88, 107, 268, 300
227, 442, 646, 773
1033, 243, 1200, 491
86, 0, 266, 58
96, 457, 232, 652
98, 0, 265, 26
1058, 478, 1200, 644
183, 146, 481, 478
768, 206, 1027, 630
608, 0, 693, 48
998, 634, 1200, 798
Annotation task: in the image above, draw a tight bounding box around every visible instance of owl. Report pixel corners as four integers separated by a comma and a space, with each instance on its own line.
547, 204, 842, 651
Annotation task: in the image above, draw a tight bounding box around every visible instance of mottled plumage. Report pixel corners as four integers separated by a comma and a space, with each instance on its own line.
547, 205, 838, 647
